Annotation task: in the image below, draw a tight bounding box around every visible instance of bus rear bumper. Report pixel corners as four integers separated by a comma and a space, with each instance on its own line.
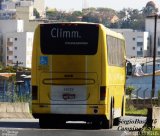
32, 104, 107, 116
33, 113, 107, 123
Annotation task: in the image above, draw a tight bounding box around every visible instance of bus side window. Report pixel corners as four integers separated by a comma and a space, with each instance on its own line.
127, 62, 132, 75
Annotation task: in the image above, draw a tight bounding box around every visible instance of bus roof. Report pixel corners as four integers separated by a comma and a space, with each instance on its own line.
99, 24, 125, 40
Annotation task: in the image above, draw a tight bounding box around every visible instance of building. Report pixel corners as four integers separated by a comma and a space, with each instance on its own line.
0, 19, 23, 63
16, 6, 39, 32
0, 0, 58, 68
0, 10, 16, 20
0, 1, 43, 68
33, 0, 45, 18
112, 29, 150, 58
0, 18, 35, 68
1, 0, 16, 10
5, 32, 34, 68
0, 0, 45, 20
16, 4, 35, 20
145, 16, 160, 57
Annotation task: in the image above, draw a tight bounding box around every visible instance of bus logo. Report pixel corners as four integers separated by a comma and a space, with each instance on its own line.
51, 27, 81, 39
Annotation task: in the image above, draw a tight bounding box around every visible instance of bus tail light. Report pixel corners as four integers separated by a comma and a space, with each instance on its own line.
100, 86, 106, 100
32, 86, 38, 100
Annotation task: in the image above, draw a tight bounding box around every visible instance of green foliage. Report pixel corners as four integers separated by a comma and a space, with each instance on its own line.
139, 128, 160, 136
0, 65, 31, 73
125, 105, 147, 116
126, 86, 135, 99
142, 2, 158, 16
33, 8, 40, 18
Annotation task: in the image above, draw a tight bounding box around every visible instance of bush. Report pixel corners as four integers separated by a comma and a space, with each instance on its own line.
126, 86, 135, 99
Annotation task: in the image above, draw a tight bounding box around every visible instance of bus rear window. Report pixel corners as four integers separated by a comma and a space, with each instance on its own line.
40, 23, 99, 55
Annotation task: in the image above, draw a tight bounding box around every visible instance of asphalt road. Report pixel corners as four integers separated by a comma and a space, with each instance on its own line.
0, 116, 147, 136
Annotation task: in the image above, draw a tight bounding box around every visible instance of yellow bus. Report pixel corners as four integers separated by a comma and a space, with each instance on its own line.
32, 22, 126, 128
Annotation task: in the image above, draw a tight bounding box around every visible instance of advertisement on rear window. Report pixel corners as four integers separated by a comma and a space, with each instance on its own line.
40, 23, 99, 55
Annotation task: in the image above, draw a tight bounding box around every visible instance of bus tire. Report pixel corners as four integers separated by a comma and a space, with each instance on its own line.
107, 101, 113, 129
114, 96, 124, 126
121, 96, 125, 116
113, 118, 120, 126
39, 117, 50, 128
100, 117, 108, 129
101, 101, 114, 129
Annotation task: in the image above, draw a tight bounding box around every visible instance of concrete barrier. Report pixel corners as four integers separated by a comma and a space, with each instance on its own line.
147, 106, 160, 128
0, 102, 33, 119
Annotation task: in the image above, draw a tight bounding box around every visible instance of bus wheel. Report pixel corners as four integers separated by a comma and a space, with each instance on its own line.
107, 102, 114, 129
39, 117, 50, 128
114, 118, 120, 126
101, 102, 113, 129
92, 120, 101, 129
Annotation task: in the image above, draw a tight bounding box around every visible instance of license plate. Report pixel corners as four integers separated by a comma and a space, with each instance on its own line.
63, 94, 75, 100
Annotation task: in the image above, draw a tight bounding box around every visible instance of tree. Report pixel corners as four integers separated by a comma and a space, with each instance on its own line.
82, 12, 101, 23
142, 1, 158, 16
115, 8, 145, 30
33, 8, 40, 18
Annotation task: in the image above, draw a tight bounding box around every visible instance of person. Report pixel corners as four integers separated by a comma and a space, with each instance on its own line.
134, 63, 144, 76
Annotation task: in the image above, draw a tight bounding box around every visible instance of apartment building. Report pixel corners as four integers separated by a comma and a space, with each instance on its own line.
0, 0, 45, 20
112, 29, 150, 58
0, 19, 34, 68
0, 1, 42, 68
5, 32, 33, 68
145, 16, 160, 56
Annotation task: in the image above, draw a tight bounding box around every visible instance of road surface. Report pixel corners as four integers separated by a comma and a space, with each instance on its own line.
0, 116, 147, 136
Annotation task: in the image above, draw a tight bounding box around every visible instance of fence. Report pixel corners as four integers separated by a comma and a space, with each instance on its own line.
0, 80, 31, 102
127, 88, 160, 108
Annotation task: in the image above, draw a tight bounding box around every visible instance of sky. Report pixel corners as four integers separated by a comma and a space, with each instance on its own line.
45, 0, 160, 11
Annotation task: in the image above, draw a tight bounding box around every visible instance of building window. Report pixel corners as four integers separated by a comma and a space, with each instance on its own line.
7, 38, 13, 42
107, 35, 125, 67
14, 56, 17, 59
133, 38, 135, 41
158, 51, 160, 55
137, 42, 143, 47
137, 51, 143, 56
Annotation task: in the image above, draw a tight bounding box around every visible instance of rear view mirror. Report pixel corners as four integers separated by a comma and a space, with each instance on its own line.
126, 62, 132, 75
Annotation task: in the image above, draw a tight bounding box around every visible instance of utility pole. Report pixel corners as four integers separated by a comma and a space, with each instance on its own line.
13, 61, 23, 71
151, 14, 157, 98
